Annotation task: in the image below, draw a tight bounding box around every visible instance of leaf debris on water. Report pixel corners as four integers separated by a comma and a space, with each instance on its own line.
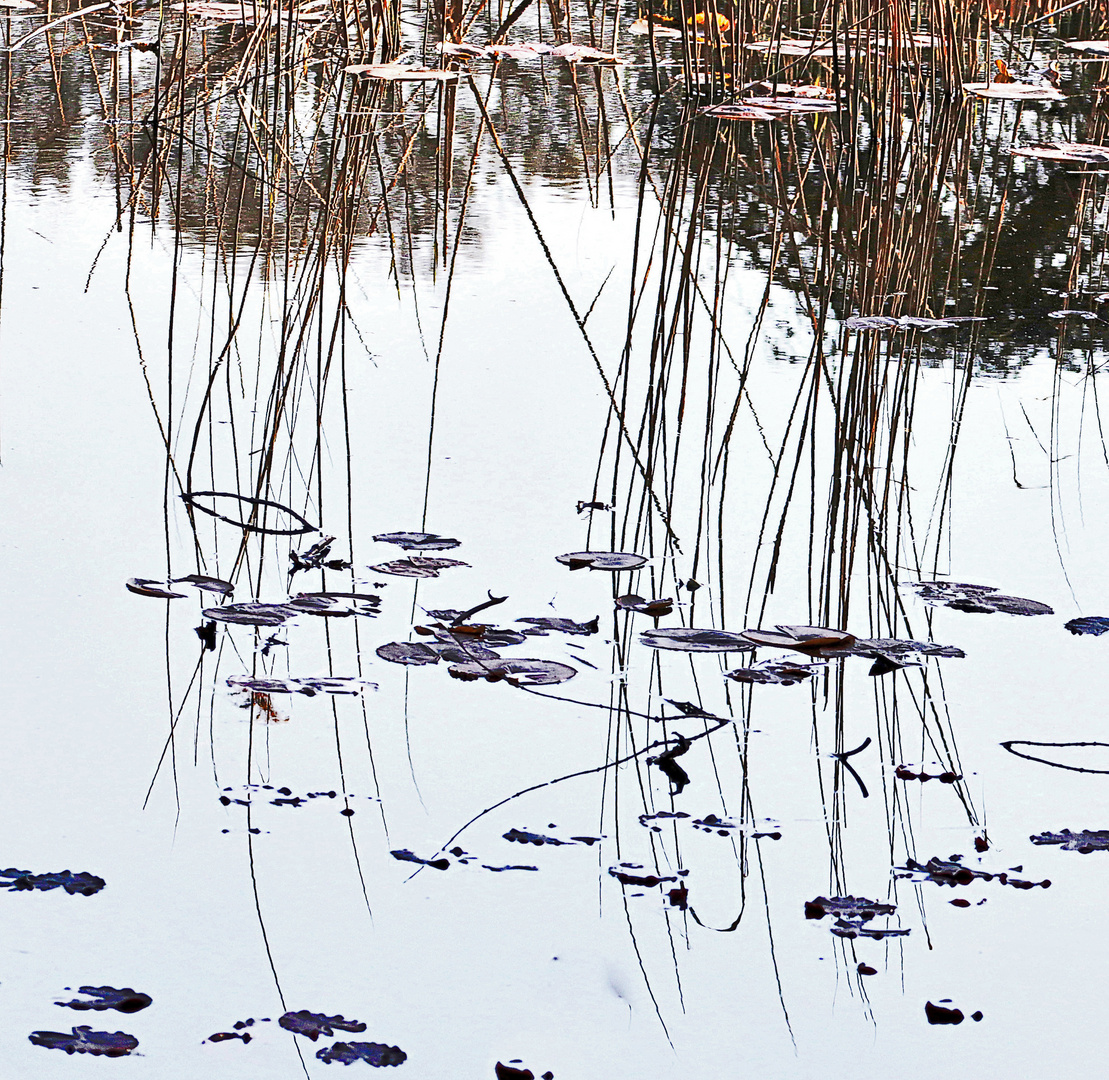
279, 1011, 368, 1041
1, 868, 105, 895
29, 1026, 138, 1056
55, 986, 152, 1013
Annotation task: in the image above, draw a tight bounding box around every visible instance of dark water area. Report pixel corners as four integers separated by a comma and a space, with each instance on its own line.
5, 0, 1109, 1076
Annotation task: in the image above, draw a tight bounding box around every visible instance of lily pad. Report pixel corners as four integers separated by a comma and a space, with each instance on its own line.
373, 531, 461, 551
907, 580, 1053, 615
316, 1041, 407, 1066
963, 81, 1067, 100
447, 658, 577, 685
1, 868, 104, 895
376, 640, 501, 666
556, 551, 647, 571
724, 660, 821, 685
182, 491, 316, 535
126, 578, 189, 599
701, 94, 837, 121
516, 616, 599, 636
845, 314, 987, 331
805, 895, 896, 920
1011, 142, 1109, 165
29, 1026, 137, 1056
345, 63, 458, 81
55, 987, 152, 1014
369, 557, 469, 578
279, 1011, 367, 1041
741, 625, 855, 651
640, 627, 755, 652
616, 595, 674, 617
226, 676, 375, 696
1065, 616, 1109, 635
203, 603, 302, 626
1031, 829, 1109, 853
391, 849, 450, 870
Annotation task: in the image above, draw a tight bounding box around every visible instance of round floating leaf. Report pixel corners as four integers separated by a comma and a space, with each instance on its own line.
742, 625, 855, 651
376, 642, 443, 666
556, 551, 647, 571
1011, 142, 1109, 165
725, 661, 820, 685
640, 628, 755, 652
447, 658, 577, 685
369, 557, 469, 578
173, 574, 235, 596
617, 595, 675, 617
203, 603, 301, 626
182, 491, 316, 535
373, 531, 461, 551
963, 81, 1067, 101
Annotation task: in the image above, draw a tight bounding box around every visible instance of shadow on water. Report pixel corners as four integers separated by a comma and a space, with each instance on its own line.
7, 0, 1109, 1073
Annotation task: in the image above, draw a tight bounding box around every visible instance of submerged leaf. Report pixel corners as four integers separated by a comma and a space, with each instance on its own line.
640, 627, 755, 652
556, 550, 647, 571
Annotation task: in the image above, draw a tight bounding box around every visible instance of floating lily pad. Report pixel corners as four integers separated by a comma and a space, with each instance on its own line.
279, 1011, 367, 1041
907, 580, 1053, 615
316, 1041, 407, 1066
369, 557, 469, 578
376, 640, 501, 666
628, 16, 683, 37
640, 627, 755, 652
126, 578, 189, 599
964, 81, 1067, 100
741, 625, 855, 651
724, 660, 820, 685
373, 531, 461, 551
805, 896, 895, 920
925, 1002, 965, 1025
29, 1026, 137, 1056
556, 551, 647, 571
293, 592, 381, 616
1, 868, 104, 895
203, 603, 302, 626
436, 40, 489, 58
701, 94, 837, 121
226, 676, 375, 696
845, 314, 987, 331
503, 828, 598, 846
616, 595, 674, 617
1065, 616, 1109, 635
516, 616, 599, 636
182, 491, 316, 534
56, 987, 151, 1014
126, 574, 234, 599
1031, 829, 1109, 853
345, 62, 458, 81
447, 658, 577, 685
1012, 142, 1109, 165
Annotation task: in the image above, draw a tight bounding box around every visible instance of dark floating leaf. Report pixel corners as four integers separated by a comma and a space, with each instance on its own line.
369, 557, 469, 578
724, 660, 820, 685
1, 868, 104, 895
207, 1030, 251, 1043
482, 864, 539, 872
907, 581, 1053, 616
316, 1041, 407, 1066
894, 765, 962, 784
1030, 829, 1109, 853
174, 573, 235, 595
1001, 739, 1109, 774
293, 592, 381, 616
390, 849, 450, 871
896, 855, 1050, 890
502, 828, 599, 847
279, 1011, 368, 1042
126, 577, 188, 599
649, 733, 692, 795
227, 676, 375, 696
576, 500, 612, 513
741, 625, 855, 651
640, 627, 755, 653
516, 616, 599, 636
56, 987, 151, 1014
858, 964, 878, 976
639, 811, 691, 828
447, 658, 577, 686
376, 640, 501, 666
555, 551, 647, 571
805, 896, 896, 921
29, 1026, 138, 1056
203, 603, 302, 626
1065, 616, 1109, 636
290, 537, 351, 577
608, 865, 687, 887
196, 621, 217, 650
925, 1002, 964, 1026
374, 531, 461, 551
496, 1064, 554, 1080
182, 491, 316, 535
616, 594, 674, 617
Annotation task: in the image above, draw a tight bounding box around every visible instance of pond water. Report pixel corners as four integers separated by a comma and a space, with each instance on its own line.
4, 1, 1109, 1077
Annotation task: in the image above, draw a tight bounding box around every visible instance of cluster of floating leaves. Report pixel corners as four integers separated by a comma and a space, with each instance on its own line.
896, 855, 1050, 890
279, 1011, 367, 1041
369, 557, 469, 579
556, 551, 646, 571
926, 1002, 983, 1025
374, 531, 461, 551
495, 1063, 555, 1080
894, 765, 962, 784
127, 574, 234, 599
56, 986, 151, 1013
608, 864, 689, 888
503, 828, 600, 847
700, 86, 837, 121
203, 593, 381, 626
638, 810, 780, 839
29, 1026, 138, 1056
805, 897, 908, 940
906, 581, 1054, 616
1030, 829, 1109, 853
317, 1042, 407, 1066
0, 868, 104, 896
